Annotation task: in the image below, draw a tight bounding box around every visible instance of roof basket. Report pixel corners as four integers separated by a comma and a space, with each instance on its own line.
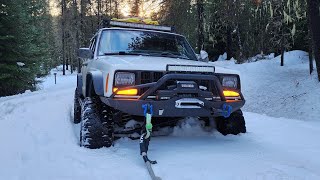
101, 19, 174, 32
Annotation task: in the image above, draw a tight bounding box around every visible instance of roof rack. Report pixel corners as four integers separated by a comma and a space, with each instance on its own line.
101, 19, 174, 32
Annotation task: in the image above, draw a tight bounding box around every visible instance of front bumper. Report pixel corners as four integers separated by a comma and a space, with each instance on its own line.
100, 97, 244, 117
100, 73, 245, 117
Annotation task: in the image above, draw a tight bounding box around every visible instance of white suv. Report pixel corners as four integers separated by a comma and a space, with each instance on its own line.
74, 20, 246, 149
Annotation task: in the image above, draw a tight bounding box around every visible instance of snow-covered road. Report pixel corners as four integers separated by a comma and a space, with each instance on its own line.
1, 64, 320, 180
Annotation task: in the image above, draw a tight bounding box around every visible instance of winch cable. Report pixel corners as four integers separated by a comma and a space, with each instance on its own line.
140, 104, 161, 180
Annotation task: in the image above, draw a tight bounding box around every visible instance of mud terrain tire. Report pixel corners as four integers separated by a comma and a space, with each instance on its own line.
215, 110, 246, 136
80, 97, 113, 149
73, 89, 81, 124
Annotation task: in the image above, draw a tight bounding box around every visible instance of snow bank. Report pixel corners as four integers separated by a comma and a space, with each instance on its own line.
212, 50, 320, 121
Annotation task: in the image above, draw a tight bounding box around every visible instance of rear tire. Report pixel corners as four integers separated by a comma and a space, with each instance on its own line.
80, 97, 114, 149
73, 89, 81, 124
215, 110, 246, 136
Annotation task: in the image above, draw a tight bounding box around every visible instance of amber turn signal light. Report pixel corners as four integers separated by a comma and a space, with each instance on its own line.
223, 90, 240, 97
113, 88, 138, 95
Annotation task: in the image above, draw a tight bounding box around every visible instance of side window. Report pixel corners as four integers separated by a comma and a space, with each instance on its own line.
89, 38, 96, 52
89, 42, 92, 49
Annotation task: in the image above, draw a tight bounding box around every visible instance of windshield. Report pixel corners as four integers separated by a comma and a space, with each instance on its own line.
98, 29, 198, 60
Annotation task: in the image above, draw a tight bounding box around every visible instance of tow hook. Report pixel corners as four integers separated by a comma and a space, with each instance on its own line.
197, 102, 233, 118
222, 104, 233, 118
140, 104, 161, 180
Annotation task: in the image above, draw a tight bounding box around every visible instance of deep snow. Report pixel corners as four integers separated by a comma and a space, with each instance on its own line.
0, 52, 320, 180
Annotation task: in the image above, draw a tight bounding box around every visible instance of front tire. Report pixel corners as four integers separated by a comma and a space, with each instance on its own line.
80, 97, 114, 149
73, 89, 81, 124
215, 110, 246, 136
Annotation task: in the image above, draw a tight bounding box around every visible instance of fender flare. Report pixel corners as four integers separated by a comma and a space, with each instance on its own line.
86, 71, 104, 97
77, 74, 83, 96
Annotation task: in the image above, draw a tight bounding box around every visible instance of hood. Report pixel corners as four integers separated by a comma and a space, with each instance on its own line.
98, 55, 238, 75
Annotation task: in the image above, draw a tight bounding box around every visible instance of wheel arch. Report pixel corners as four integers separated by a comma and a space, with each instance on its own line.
85, 71, 104, 97
77, 74, 83, 96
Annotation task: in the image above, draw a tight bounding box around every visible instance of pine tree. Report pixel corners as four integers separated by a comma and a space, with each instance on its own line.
0, 0, 56, 96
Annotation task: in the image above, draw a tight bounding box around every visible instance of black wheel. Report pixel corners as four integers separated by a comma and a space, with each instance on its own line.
73, 89, 81, 124
215, 110, 246, 136
79, 97, 114, 149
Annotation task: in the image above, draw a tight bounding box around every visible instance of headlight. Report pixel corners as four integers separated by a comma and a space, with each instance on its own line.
115, 72, 135, 86
222, 76, 238, 88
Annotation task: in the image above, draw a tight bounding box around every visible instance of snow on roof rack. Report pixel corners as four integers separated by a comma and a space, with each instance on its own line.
102, 19, 174, 32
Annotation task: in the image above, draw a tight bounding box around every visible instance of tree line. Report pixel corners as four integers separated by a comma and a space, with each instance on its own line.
0, 0, 58, 96
157, 0, 319, 75
1, 0, 320, 97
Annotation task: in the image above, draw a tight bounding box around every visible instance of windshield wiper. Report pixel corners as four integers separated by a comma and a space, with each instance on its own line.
104, 51, 150, 56
150, 52, 191, 60
160, 52, 177, 56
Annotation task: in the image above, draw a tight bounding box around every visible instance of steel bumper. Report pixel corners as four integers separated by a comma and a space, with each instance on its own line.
101, 73, 245, 117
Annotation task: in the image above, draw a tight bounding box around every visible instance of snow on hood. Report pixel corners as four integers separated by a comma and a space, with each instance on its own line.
98, 55, 239, 75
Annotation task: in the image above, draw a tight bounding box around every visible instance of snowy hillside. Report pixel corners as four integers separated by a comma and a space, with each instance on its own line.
212, 50, 320, 121
1, 52, 320, 180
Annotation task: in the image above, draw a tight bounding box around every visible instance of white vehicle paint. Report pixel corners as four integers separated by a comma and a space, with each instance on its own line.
81, 28, 240, 97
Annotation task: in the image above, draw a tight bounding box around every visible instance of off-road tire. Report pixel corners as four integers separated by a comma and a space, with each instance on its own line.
73, 89, 81, 124
215, 110, 246, 136
80, 97, 114, 149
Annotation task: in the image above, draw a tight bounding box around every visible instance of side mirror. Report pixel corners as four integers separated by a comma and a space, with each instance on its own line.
78, 48, 94, 59
195, 54, 200, 60
200, 50, 209, 62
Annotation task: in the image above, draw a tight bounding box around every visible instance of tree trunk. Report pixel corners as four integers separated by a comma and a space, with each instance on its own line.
226, 27, 232, 60
61, 0, 66, 75
307, 0, 320, 81
80, 0, 85, 47
236, 25, 244, 62
72, 0, 80, 73
307, 1, 314, 75
110, 0, 112, 16
97, 0, 101, 28
280, 31, 285, 66
66, 38, 70, 71
131, 0, 140, 17
66, 39, 69, 71
69, 44, 73, 74
281, 47, 285, 67
114, 1, 119, 18
66, 58, 69, 70
308, 30, 314, 75
197, 0, 204, 51
280, 0, 284, 67
226, 0, 233, 60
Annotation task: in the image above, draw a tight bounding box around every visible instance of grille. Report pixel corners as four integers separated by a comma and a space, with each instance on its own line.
140, 72, 163, 84
139, 71, 164, 95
